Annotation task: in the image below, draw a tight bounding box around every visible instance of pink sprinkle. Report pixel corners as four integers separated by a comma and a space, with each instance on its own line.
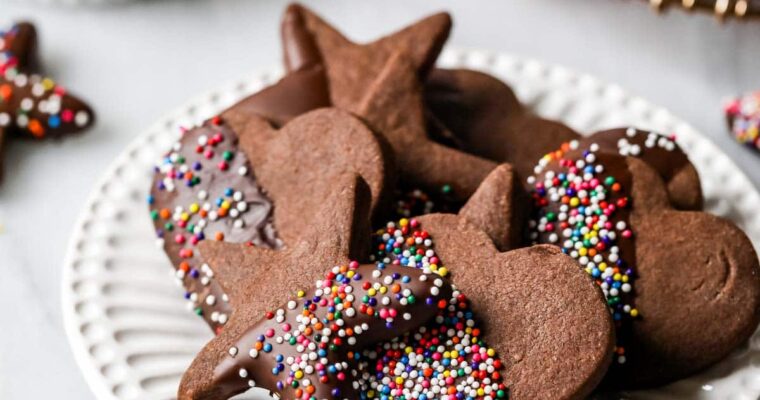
265, 328, 275, 338
174, 234, 185, 244
61, 109, 74, 122
282, 323, 291, 332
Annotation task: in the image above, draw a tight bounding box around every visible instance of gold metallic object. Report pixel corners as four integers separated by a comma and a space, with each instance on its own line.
647, 0, 760, 18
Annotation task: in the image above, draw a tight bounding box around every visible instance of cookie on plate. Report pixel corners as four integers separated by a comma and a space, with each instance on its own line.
525, 139, 760, 387
424, 68, 703, 211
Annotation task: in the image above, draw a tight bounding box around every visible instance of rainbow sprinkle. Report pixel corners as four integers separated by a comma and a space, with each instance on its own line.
0, 24, 90, 138
149, 118, 279, 332
357, 218, 509, 400
725, 91, 760, 151
527, 140, 637, 364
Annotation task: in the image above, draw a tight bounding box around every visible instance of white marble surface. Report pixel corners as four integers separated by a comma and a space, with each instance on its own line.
0, 1, 759, 399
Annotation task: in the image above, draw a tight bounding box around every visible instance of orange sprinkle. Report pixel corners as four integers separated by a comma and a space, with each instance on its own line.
0, 84, 11, 100
159, 208, 171, 219
28, 120, 45, 138
215, 232, 224, 241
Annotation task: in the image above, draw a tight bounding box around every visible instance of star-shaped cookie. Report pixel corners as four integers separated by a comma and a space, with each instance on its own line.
0, 22, 94, 181
280, 4, 498, 202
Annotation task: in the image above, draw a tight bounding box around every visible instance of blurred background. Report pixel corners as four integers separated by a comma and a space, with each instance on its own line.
1, 0, 759, 398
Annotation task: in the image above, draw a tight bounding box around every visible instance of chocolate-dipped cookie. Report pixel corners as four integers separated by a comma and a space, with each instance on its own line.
179, 172, 453, 399
280, 4, 498, 202
424, 68, 703, 210
149, 108, 389, 332
181, 260, 451, 400
0, 22, 94, 181
406, 165, 615, 399
525, 139, 760, 388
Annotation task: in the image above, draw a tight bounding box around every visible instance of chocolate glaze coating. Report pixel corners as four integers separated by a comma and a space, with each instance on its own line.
1, 22, 94, 182
577, 128, 702, 210
210, 263, 451, 400
149, 120, 280, 332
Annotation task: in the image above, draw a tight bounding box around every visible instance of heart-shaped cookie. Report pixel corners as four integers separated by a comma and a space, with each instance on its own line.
149, 108, 389, 331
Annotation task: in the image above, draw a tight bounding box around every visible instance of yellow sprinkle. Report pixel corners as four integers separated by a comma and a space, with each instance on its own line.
295, 370, 303, 379
297, 290, 305, 298
189, 203, 199, 213
221, 200, 231, 209
395, 377, 404, 385
599, 263, 607, 272
180, 212, 190, 222
487, 348, 496, 357
630, 309, 639, 317
379, 286, 387, 294
438, 267, 448, 277
622, 275, 629, 283
368, 288, 376, 296
347, 270, 355, 278
613, 273, 622, 281
570, 197, 580, 207
579, 248, 588, 256
42, 78, 55, 90
478, 388, 485, 396
405, 347, 413, 354
399, 218, 409, 227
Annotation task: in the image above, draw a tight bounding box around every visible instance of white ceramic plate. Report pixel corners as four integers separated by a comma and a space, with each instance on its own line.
62, 48, 760, 400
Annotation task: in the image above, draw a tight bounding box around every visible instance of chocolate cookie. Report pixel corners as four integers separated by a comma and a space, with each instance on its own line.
149, 108, 388, 331
0, 22, 94, 181
280, 4, 498, 202
424, 68, 703, 210
526, 139, 760, 388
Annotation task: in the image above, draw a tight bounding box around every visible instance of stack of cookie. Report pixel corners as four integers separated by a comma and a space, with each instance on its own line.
147, 4, 760, 399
